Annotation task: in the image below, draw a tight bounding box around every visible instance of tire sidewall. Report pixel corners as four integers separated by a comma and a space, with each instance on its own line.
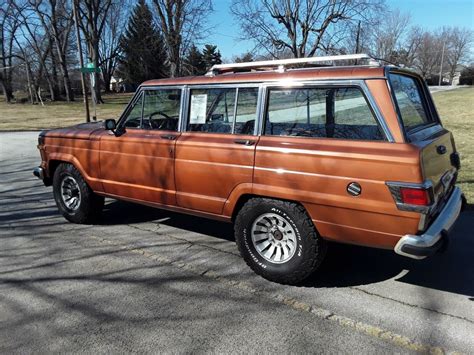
238, 201, 309, 276
53, 164, 87, 219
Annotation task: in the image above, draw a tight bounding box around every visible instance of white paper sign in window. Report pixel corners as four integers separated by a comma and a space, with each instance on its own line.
190, 94, 207, 124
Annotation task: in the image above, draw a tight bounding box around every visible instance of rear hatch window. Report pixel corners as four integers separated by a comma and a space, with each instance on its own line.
389, 73, 434, 133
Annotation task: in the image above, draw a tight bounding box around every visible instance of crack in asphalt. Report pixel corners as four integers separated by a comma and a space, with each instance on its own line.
351, 286, 474, 325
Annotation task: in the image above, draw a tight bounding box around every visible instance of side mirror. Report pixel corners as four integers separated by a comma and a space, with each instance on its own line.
105, 118, 125, 136
105, 119, 117, 130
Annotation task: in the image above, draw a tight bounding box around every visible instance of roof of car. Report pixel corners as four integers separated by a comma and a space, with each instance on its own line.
141, 65, 387, 87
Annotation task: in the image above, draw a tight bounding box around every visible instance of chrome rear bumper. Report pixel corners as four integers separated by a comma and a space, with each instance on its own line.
394, 187, 463, 259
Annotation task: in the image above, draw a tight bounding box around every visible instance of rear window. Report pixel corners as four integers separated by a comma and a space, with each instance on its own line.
389, 73, 432, 131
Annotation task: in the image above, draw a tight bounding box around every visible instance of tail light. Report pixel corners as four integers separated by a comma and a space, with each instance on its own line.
386, 181, 434, 213
399, 187, 430, 206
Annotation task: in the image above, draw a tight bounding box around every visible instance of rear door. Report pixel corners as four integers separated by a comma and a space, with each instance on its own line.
174, 86, 260, 214
389, 72, 459, 203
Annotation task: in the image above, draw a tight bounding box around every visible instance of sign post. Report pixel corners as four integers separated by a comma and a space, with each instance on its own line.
80, 63, 101, 121
72, 0, 90, 122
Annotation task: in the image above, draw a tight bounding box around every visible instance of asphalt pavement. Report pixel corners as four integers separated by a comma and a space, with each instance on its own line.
1, 131, 473, 353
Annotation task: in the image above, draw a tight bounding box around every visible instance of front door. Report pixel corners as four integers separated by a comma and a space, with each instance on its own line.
100, 87, 182, 205
175, 86, 260, 214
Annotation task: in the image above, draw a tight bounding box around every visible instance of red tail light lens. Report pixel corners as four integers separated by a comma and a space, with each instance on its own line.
400, 187, 430, 206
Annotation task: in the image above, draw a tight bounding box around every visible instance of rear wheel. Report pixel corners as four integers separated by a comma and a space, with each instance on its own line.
53, 163, 104, 224
234, 198, 327, 285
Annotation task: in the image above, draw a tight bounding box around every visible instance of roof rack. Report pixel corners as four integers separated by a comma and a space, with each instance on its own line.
206, 53, 380, 76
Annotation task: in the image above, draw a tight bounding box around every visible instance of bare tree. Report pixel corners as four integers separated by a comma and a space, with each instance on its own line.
0, 1, 21, 102
99, 0, 128, 93
372, 9, 410, 62
231, 0, 384, 59
77, 0, 113, 103
30, 0, 75, 101
412, 30, 444, 79
445, 27, 473, 83
152, 0, 213, 77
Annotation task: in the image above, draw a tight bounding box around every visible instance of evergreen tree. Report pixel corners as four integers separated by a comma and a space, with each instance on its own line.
202, 44, 222, 71
118, 0, 168, 84
234, 52, 254, 63
183, 45, 206, 76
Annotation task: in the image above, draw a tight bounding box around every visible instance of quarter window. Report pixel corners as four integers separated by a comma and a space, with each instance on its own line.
389, 73, 431, 131
265, 87, 384, 141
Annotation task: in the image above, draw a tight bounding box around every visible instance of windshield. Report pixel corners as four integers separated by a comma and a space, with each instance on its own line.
389, 73, 433, 132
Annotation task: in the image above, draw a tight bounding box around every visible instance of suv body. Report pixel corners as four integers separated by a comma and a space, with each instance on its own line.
34, 58, 464, 284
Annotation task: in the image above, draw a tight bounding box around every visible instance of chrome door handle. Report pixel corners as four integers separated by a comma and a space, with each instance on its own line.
161, 134, 177, 140
234, 139, 255, 146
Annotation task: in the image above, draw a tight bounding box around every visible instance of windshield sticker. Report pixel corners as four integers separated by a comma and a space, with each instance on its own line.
190, 94, 207, 124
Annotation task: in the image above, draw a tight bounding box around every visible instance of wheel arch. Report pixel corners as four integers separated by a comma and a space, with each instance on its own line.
230, 193, 322, 235
46, 154, 102, 191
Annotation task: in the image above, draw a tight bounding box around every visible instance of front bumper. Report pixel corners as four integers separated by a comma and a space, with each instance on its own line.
33, 166, 45, 180
394, 187, 463, 259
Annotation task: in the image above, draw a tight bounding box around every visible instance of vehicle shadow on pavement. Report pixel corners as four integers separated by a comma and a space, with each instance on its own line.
100, 200, 235, 242
100, 200, 474, 298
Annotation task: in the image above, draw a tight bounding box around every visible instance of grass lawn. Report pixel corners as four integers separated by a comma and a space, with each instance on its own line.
431, 87, 474, 204
0, 87, 473, 202
0, 93, 133, 131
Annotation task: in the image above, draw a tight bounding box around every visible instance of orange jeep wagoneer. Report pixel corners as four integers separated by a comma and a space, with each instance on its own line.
34, 54, 465, 284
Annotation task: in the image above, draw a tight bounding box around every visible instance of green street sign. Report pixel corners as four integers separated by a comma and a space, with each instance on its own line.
80, 66, 101, 73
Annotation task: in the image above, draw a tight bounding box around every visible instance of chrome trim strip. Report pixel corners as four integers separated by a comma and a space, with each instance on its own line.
394, 187, 462, 259
179, 86, 189, 132
232, 87, 239, 134
256, 85, 266, 136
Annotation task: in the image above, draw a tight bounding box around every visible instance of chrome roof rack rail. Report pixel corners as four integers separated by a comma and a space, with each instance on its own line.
206, 53, 380, 76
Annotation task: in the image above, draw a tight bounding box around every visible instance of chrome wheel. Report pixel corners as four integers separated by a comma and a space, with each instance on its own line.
60, 176, 81, 211
251, 213, 297, 264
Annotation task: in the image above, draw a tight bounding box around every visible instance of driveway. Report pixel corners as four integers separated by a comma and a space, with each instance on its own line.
1, 132, 473, 353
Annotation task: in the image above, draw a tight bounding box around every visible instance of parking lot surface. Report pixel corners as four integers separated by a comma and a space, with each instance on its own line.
1, 132, 473, 353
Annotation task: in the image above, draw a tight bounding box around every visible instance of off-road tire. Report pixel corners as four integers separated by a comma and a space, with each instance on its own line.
53, 163, 104, 224
234, 198, 327, 285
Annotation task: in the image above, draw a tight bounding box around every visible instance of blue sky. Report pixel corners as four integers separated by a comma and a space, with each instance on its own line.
206, 0, 474, 59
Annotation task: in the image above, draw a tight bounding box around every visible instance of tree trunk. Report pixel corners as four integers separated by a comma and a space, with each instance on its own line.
1, 82, 14, 103
50, 53, 61, 100
58, 52, 74, 101
91, 40, 103, 103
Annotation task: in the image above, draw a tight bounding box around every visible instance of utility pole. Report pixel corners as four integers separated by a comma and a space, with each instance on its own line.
72, 0, 90, 123
438, 40, 446, 86
354, 20, 361, 65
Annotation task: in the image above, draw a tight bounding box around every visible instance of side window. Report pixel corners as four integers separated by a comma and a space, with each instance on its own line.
333, 87, 384, 140
265, 87, 384, 141
234, 88, 258, 135
188, 88, 236, 133
122, 93, 143, 128
265, 88, 327, 137
142, 89, 181, 131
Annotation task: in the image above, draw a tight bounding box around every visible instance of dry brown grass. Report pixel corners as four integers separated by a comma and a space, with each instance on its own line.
0, 93, 133, 131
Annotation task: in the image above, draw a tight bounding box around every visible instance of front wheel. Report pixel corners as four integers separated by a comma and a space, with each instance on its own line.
234, 198, 327, 285
53, 163, 104, 224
